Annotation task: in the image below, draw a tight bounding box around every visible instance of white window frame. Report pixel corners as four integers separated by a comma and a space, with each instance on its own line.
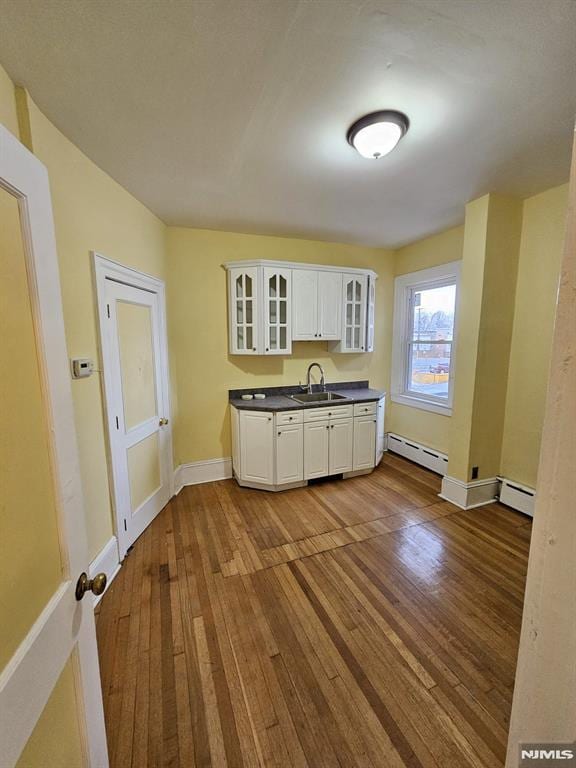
391, 261, 461, 416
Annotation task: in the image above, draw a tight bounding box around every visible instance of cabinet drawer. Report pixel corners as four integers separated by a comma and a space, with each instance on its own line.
275, 410, 303, 426
353, 401, 377, 417
303, 404, 354, 422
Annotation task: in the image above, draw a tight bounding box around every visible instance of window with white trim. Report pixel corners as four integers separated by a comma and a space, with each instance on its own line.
391, 262, 460, 415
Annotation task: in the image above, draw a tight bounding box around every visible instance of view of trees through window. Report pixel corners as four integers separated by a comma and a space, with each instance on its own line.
408, 283, 455, 399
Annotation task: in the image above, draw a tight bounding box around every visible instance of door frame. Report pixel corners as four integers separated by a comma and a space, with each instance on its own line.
0, 125, 108, 766
93, 253, 174, 560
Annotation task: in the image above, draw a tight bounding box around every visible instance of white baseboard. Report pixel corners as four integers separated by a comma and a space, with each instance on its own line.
386, 432, 449, 476
498, 477, 536, 517
439, 475, 500, 510
89, 536, 121, 606
174, 457, 233, 494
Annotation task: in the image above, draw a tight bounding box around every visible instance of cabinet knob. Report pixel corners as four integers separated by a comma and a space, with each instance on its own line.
252, 347, 256, 351
314, 333, 318, 337
268, 417, 272, 421
288, 416, 293, 421
278, 431, 281, 436
266, 347, 269, 351
331, 424, 334, 429
326, 425, 329, 430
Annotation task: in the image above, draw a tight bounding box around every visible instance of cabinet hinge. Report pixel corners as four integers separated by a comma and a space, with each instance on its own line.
115, 416, 119, 430
124, 519, 127, 531
106, 303, 110, 318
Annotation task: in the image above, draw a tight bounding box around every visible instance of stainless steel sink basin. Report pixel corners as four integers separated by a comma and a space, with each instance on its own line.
290, 392, 349, 404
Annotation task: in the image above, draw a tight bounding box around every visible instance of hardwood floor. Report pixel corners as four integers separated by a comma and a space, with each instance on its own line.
96, 453, 532, 768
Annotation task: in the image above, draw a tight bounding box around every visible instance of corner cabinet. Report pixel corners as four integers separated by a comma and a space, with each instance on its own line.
224, 260, 376, 356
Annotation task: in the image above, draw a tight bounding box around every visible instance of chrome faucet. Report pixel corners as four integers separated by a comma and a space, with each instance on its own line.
303, 362, 326, 394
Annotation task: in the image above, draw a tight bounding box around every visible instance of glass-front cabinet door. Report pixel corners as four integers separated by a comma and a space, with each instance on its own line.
229, 266, 260, 354
263, 267, 291, 354
341, 273, 367, 352
365, 275, 376, 352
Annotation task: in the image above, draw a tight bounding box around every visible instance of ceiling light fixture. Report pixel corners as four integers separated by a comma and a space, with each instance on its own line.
347, 110, 409, 159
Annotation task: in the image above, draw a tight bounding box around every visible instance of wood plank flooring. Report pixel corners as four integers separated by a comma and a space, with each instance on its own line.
96, 453, 532, 767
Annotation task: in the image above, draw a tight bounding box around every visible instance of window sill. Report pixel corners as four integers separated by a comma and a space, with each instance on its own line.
391, 393, 452, 416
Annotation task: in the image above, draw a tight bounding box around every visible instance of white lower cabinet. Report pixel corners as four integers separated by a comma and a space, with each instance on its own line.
239, 410, 274, 485
276, 423, 304, 483
304, 421, 330, 479
353, 415, 377, 471
329, 419, 353, 474
233, 399, 381, 490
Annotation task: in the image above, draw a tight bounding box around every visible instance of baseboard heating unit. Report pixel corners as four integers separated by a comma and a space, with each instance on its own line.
386, 433, 448, 476
497, 477, 536, 517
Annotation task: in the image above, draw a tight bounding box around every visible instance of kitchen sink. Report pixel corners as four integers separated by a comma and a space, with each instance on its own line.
290, 391, 349, 404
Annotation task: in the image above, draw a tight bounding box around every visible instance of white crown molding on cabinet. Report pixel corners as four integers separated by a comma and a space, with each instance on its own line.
88, 536, 121, 607
222, 259, 378, 278
439, 475, 500, 510
174, 458, 233, 495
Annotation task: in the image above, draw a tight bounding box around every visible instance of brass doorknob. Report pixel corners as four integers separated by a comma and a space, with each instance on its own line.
159, 417, 169, 426
75, 572, 107, 601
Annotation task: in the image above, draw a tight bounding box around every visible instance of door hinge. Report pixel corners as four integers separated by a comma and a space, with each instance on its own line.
115, 415, 119, 429
123, 519, 127, 531
106, 303, 110, 318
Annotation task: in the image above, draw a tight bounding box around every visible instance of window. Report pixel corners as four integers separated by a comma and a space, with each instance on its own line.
391, 262, 460, 415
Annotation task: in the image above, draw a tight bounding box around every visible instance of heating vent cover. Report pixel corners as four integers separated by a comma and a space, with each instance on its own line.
498, 478, 535, 517
387, 433, 448, 476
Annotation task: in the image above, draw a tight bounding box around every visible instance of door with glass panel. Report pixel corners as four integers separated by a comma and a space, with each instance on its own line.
229, 266, 259, 354
102, 277, 171, 557
264, 266, 291, 354
341, 273, 367, 352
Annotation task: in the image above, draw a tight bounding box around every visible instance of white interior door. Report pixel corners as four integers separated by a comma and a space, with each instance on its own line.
0, 124, 108, 767
96, 262, 172, 559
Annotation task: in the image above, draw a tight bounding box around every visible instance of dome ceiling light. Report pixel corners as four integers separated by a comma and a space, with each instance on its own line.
347, 110, 410, 159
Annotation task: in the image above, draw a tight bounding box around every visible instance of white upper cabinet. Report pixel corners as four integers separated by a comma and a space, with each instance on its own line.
366, 275, 376, 353
292, 269, 318, 340
264, 267, 291, 354
330, 273, 368, 353
225, 261, 375, 355
292, 269, 342, 341
317, 271, 342, 339
228, 266, 260, 354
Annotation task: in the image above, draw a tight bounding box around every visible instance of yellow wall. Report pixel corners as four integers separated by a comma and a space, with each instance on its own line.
500, 184, 569, 487
386, 225, 464, 453
167, 227, 394, 464
16, 656, 84, 768
0, 63, 19, 137
23, 92, 167, 562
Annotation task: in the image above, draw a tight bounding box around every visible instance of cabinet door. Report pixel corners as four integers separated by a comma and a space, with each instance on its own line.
365, 275, 376, 352
304, 421, 329, 479
353, 415, 377, 471
329, 418, 353, 474
229, 267, 260, 354
342, 274, 367, 352
264, 267, 291, 354
317, 271, 342, 340
292, 269, 318, 340
276, 424, 304, 484
239, 411, 274, 484
375, 396, 386, 466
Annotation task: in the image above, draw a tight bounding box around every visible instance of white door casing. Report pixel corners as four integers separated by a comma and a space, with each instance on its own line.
94, 255, 173, 560
0, 124, 108, 767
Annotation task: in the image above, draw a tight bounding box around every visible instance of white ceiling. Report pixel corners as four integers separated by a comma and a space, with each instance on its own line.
1, 0, 575, 247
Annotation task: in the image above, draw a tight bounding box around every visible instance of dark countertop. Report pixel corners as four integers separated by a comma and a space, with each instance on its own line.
229, 380, 385, 412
